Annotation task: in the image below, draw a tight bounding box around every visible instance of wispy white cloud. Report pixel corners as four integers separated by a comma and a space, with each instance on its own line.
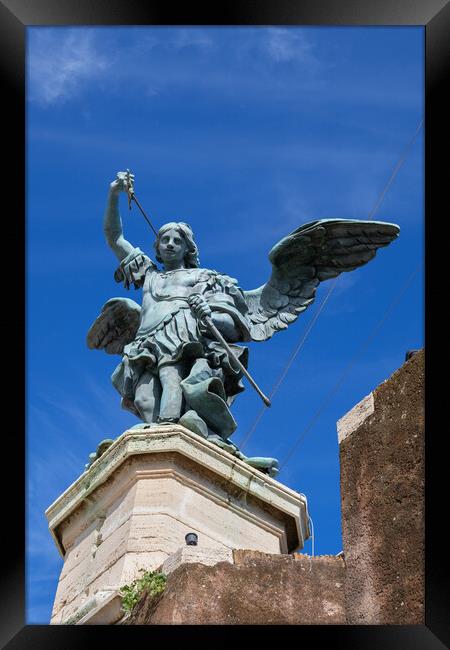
27, 27, 421, 115
170, 28, 215, 51
28, 374, 136, 454
272, 181, 315, 231
38, 393, 109, 441
264, 28, 316, 64
332, 272, 359, 295
28, 27, 322, 109
28, 29, 109, 106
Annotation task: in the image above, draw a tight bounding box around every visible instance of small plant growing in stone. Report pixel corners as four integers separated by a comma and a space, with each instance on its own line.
120, 570, 167, 613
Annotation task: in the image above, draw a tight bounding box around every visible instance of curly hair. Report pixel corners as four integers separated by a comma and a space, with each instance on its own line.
154, 222, 200, 268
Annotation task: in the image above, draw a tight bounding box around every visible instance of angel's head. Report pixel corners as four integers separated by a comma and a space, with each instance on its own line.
154, 222, 200, 269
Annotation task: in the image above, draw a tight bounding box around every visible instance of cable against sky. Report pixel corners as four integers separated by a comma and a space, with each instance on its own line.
278, 262, 421, 471
239, 118, 423, 453
238, 278, 337, 449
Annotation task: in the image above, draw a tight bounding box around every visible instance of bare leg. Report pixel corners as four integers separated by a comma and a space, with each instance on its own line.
134, 371, 162, 424
158, 363, 186, 422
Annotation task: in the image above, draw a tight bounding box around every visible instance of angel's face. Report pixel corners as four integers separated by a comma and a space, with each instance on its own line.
158, 228, 188, 267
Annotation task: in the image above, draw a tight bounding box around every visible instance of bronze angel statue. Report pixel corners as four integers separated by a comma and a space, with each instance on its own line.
87, 171, 399, 475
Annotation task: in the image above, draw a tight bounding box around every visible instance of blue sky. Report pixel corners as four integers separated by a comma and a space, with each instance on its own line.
26, 26, 424, 623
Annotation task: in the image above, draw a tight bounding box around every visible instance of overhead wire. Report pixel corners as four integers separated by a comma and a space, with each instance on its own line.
278, 262, 421, 471
367, 118, 423, 220
239, 278, 337, 449
239, 117, 423, 454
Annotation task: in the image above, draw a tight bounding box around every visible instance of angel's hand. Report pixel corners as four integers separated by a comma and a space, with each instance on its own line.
188, 294, 212, 321
110, 171, 135, 195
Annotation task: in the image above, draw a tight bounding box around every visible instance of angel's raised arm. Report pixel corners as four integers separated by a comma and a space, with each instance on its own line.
103, 171, 136, 262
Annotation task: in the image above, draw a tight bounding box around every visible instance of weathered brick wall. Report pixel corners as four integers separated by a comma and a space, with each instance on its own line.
338, 349, 424, 623
124, 550, 346, 625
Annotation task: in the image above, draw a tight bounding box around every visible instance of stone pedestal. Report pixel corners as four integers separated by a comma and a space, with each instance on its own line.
45, 424, 310, 624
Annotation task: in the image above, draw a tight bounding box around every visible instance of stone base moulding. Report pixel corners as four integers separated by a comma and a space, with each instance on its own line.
45, 424, 310, 625
161, 545, 234, 576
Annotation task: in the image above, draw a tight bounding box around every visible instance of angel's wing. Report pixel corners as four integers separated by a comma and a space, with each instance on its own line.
244, 219, 400, 342
87, 297, 141, 355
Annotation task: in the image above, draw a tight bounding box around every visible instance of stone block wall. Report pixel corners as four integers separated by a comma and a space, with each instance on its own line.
124, 550, 346, 625
338, 349, 424, 623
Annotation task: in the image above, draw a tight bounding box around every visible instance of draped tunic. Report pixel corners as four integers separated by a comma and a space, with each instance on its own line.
111, 248, 251, 436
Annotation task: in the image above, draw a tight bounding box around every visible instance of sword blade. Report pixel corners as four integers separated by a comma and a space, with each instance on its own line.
203, 316, 271, 408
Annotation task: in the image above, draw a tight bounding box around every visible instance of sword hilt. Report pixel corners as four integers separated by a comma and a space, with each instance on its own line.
186, 296, 271, 408
125, 168, 134, 210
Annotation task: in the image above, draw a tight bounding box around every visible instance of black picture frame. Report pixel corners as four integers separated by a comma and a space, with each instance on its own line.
2, 0, 448, 647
